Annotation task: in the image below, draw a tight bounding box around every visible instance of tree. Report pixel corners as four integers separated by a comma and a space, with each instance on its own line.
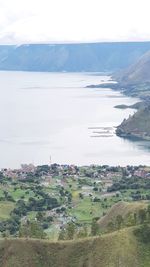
91, 219, 99, 236
66, 222, 75, 240
36, 211, 45, 222
126, 213, 136, 227
116, 215, 124, 229
67, 193, 72, 204
147, 204, 150, 222
134, 224, 150, 243
138, 209, 146, 224
107, 221, 115, 232
79, 193, 84, 199
58, 228, 66, 240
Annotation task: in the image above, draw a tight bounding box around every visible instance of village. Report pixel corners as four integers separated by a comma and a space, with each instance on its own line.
2, 163, 150, 181
0, 163, 150, 239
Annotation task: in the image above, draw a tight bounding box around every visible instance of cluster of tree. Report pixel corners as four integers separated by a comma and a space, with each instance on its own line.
59, 187, 72, 203
36, 163, 79, 177
20, 173, 40, 183
0, 214, 20, 236
12, 193, 59, 219
36, 211, 53, 229
0, 174, 12, 186
108, 176, 150, 193
130, 191, 150, 201
0, 190, 59, 236
19, 221, 46, 239
0, 209, 54, 237
36, 165, 50, 175
0, 190, 15, 202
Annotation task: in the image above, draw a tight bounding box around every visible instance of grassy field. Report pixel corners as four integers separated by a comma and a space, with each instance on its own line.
69, 197, 104, 223
0, 201, 15, 220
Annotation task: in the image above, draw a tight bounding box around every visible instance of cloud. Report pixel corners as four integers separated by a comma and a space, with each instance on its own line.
0, 0, 150, 44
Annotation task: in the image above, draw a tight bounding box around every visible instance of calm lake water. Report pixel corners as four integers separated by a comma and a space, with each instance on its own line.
0, 71, 150, 168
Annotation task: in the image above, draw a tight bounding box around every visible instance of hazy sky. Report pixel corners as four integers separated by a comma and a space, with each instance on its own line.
0, 0, 150, 44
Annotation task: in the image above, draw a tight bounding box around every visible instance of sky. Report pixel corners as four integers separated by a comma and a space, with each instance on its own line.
0, 0, 150, 44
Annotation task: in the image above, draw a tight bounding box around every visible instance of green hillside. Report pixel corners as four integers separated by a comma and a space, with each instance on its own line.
0, 227, 149, 267
0, 201, 149, 267
116, 106, 150, 140
98, 201, 148, 231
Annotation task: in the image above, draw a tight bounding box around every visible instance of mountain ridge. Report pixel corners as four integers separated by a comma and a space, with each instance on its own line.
0, 227, 149, 267
116, 50, 150, 85
1, 42, 150, 72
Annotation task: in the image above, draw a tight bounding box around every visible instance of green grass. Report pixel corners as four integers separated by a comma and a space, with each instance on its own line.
7, 187, 39, 202
69, 197, 103, 223
9, 188, 26, 199
0, 201, 15, 220
26, 211, 37, 220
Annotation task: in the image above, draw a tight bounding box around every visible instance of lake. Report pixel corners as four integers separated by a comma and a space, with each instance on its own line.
0, 71, 150, 168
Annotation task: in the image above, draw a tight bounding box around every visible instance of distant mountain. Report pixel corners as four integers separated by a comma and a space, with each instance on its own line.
1, 42, 150, 72
116, 50, 150, 85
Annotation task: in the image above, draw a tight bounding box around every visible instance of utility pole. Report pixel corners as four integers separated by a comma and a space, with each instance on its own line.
49, 155, 52, 166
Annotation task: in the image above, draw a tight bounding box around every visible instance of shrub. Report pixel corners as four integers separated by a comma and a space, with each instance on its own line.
134, 224, 150, 243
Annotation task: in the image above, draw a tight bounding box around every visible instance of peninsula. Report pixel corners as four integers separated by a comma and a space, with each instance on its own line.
88, 49, 150, 141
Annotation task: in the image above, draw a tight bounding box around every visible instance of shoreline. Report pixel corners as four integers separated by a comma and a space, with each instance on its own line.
86, 80, 150, 141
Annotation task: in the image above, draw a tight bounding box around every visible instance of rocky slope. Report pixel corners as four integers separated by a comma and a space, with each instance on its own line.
116, 50, 150, 85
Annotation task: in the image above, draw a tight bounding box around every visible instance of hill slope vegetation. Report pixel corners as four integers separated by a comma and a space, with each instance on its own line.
98, 201, 148, 230
0, 201, 149, 267
0, 228, 150, 267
